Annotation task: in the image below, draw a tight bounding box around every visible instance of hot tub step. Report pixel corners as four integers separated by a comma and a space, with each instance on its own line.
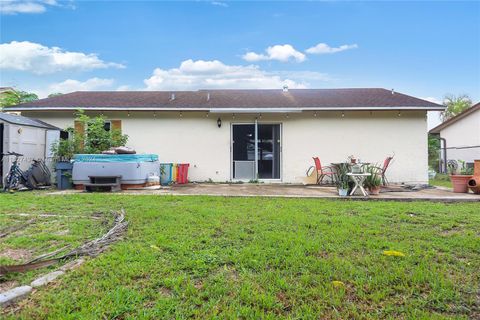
84, 176, 122, 192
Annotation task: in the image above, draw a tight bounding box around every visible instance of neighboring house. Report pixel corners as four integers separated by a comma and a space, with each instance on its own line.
0, 112, 60, 182
429, 102, 480, 167
5, 88, 444, 184
0, 87, 16, 94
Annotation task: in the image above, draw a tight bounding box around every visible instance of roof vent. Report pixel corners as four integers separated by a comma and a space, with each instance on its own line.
207, 92, 210, 101
170, 93, 175, 101
391, 89, 395, 95
283, 85, 288, 92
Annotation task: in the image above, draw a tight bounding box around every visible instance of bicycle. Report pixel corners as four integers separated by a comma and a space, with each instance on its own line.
2, 152, 52, 191
2, 152, 32, 191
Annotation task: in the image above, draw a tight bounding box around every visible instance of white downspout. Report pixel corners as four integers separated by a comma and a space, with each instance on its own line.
254, 118, 258, 179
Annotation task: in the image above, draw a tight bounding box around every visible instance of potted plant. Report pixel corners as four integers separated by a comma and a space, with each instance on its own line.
334, 163, 350, 196
363, 164, 382, 195
348, 155, 362, 173
448, 160, 473, 193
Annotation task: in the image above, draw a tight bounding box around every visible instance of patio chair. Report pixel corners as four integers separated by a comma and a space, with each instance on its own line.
306, 157, 335, 185
373, 155, 394, 186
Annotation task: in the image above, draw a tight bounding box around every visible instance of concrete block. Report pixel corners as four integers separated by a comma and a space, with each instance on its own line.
0, 285, 32, 306
30, 271, 64, 288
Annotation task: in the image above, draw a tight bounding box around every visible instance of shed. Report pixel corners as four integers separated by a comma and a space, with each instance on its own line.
0, 112, 60, 182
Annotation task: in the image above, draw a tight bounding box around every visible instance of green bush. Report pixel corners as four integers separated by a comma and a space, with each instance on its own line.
51, 110, 129, 160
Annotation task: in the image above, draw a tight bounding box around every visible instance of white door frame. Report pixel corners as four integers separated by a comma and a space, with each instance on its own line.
230, 121, 282, 182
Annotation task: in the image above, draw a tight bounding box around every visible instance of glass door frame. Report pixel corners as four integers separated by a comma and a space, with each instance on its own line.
230, 120, 282, 182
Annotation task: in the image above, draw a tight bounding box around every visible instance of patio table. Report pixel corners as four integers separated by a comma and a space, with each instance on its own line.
346, 172, 371, 196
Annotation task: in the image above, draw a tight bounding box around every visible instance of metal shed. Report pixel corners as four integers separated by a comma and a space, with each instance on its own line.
0, 112, 60, 183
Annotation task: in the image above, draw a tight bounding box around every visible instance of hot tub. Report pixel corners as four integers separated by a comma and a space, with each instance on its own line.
72, 154, 160, 186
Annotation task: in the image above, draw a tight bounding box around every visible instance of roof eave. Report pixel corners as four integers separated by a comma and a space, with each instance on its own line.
6, 105, 446, 112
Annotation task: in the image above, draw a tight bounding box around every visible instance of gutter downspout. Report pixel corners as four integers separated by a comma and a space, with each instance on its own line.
254, 118, 258, 180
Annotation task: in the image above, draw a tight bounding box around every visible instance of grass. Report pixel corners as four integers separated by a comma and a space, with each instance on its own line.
1, 193, 479, 319
0, 209, 112, 286
430, 173, 453, 188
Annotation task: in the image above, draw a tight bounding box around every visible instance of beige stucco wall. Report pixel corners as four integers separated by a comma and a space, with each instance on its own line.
439, 109, 480, 163
21, 110, 429, 184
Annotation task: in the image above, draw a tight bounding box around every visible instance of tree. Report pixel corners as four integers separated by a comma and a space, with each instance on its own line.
428, 134, 440, 170
0, 90, 39, 109
48, 93, 63, 98
441, 94, 472, 121
76, 111, 128, 154
51, 111, 129, 160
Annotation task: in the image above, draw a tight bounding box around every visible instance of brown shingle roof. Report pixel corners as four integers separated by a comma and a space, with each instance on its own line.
6, 88, 444, 111
429, 102, 480, 134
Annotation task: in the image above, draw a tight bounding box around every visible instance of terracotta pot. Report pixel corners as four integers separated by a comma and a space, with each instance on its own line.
467, 160, 480, 194
467, 177, 480, 194
450, 175, 473, 193
369, 186, 381, 195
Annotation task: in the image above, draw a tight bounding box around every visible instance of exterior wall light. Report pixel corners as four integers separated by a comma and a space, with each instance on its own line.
217, 117, 222, 128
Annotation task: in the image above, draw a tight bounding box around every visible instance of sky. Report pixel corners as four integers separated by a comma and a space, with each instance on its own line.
0, 0, 479, 127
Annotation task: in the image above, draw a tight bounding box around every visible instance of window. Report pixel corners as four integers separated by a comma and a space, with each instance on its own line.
103, 121, 111, 132
60, 130, 69, 140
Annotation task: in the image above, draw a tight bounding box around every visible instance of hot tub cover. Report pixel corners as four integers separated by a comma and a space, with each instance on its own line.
73, 154, 158, 163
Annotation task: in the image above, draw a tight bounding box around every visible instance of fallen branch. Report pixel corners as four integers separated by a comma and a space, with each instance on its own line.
60, 209, 128, 259
0, 210, 128, 276
26, 245, 71, 264
0, 219, 36, 238
0, 259, 58, 275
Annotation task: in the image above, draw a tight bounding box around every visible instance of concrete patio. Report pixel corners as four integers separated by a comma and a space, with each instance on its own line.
51, 184, 480, 202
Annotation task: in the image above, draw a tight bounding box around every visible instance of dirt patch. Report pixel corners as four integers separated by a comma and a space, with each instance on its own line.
0, 249, 32, 262
276, 291, 292, 312
159, 286, 173, 297
225, 265, 239, 281
54, 229, 70, 236
440, 226, 464, 236
194, 279, 204, 290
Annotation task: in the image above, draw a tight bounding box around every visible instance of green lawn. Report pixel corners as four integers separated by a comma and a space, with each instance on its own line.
430, 173, 453, 188
1, 193, 479, 319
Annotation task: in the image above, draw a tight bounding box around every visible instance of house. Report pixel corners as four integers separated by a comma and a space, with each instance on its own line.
0, 112, 60, 182
429, 102, 480, 169
0, 87, 16, 94
5, 88, 444, 184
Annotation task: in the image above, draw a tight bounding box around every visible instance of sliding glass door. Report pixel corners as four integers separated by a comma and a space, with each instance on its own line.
232, 123, 281, 180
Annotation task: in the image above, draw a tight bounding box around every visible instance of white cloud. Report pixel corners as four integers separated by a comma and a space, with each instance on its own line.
0, 0, 62, 14
421, 96, 442, 105
0, 41, 125, 74
31, 77, 114, 97
49, 78, 114, 92
271, 70, 332, 82
306, 43, 358, 54
211, 1, 228, 7
144, 59, 307, 90
242, 44, 306, 63
116, 85, 131, 91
